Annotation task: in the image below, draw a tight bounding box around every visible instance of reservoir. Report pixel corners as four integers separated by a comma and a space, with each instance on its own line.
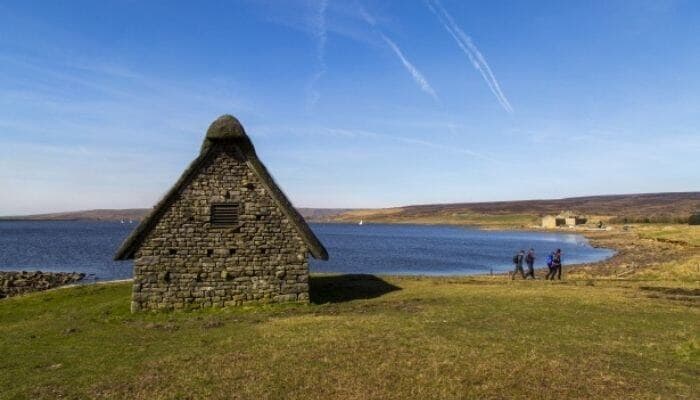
0, 221, 613, 281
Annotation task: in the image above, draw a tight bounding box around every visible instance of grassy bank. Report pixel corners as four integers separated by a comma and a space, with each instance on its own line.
2, 223, 698, 399
1, 275, 698, 399
332, 208, 541, 228
567, 224, 700, 282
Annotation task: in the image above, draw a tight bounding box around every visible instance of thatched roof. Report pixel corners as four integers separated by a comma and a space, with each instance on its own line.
114, 115, 328, 261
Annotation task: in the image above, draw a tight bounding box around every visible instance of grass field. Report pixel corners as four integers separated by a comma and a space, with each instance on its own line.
566, 225, 700, 283
331, 208, 541, 228
1, 224, 698, 399
1, 275, 698, 400
636, 224, 700, 247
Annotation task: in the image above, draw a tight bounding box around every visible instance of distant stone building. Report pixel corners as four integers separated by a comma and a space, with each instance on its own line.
542, 213, 587, 228
541, 215, 565, 229
564, 215, 587, 226
115, 115, 328, 311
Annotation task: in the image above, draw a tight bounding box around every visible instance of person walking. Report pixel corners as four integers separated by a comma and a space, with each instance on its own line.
545, 251, 554, 279
512, 250, 526, 279
549, 249, 563, 280
524, 248, 536, 279
553, 249, 563, 280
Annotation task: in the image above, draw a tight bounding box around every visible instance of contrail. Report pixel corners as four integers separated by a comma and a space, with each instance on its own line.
380, 33, 439, 101
314, 0, 328, 71
325, 127, 500, 163
307, 0, 328, 109
426, 0, 513, 113
358, 4, 376, 26
359, 5, 438, 101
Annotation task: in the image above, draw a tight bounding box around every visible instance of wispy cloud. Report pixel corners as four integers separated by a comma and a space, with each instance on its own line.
320, 127, 498, 163
426, 0, 513, 113
357, 6, 438, 101
391, 135, 498, 162
249, 123, 497, 162
357, 4, 377, 27
261, 2, 438, 102
379, 33, 439, 101
307, 0, 328, 110
256, 1, 378, 48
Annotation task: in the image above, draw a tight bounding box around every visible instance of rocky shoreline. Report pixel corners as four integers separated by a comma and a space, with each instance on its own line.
0, 271, 85, 299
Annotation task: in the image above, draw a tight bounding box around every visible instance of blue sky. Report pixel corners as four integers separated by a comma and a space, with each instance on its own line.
1, 0, 698, 215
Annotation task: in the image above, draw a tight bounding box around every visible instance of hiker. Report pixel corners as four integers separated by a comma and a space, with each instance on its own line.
548, 249, 563, 280
545, 252, 554, 279
511, 250, 526, 279
524, 248, 535, 279
553, 249, 563, 280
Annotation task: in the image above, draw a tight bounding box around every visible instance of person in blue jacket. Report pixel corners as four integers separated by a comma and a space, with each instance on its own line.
547, 249, 563, 280
545, 252, 554, 279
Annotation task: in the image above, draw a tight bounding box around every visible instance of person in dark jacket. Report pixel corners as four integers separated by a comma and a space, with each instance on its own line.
524, 248, 536, 279
512, 250, 526, 279
547, 249, 563, 280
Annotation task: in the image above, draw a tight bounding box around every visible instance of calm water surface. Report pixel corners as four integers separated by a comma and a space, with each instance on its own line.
0, 221, 613, 281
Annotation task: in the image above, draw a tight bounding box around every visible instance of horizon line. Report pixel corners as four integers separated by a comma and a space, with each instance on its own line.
1, 190, 697, 218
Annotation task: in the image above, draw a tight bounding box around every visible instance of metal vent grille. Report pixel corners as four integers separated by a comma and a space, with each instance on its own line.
210, 203, 239, 226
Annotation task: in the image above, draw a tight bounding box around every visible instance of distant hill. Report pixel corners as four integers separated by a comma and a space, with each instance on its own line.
324, 192, 700, 225
0, 209, 151, 222
1, 192, 697, 224
394, 192, 699, 217
0, 207, 351, 222
296, 208, 353, 221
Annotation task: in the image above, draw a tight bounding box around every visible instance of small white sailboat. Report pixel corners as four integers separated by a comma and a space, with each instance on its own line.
358, 219, 363, 226
120, 219, 125, 224
129, 219, 134, 224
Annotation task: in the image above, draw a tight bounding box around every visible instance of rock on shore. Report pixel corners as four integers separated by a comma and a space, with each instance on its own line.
0, 271, 85, 299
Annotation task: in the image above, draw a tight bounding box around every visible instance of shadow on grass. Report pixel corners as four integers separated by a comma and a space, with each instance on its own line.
309, 274, 401, 304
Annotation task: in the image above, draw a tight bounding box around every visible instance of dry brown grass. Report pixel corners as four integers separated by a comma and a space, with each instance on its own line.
567, 225, 700, 282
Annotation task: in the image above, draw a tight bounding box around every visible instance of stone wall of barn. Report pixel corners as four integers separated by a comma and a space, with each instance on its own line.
132, 145, 310, 311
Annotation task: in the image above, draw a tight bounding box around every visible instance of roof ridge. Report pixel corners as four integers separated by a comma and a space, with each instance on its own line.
114, 115, 328, 261
200, 114, 252, 154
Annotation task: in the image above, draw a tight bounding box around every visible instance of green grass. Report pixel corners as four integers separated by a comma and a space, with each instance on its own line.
637, 225, 700, 247
341, 212, 540, 228
446, 212, 539, 227
1, 276, 698, 399
627, 225, 700, 281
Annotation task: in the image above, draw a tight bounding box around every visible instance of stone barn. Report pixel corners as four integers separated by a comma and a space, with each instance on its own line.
115, 115, 328, 311
542, 213, 587, 228
541, 215, 565, 229
564, 215, 587, 227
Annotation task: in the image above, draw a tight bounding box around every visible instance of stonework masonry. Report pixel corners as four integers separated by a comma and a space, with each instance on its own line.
131, 144, 310, 311
0, 271, 85, 299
